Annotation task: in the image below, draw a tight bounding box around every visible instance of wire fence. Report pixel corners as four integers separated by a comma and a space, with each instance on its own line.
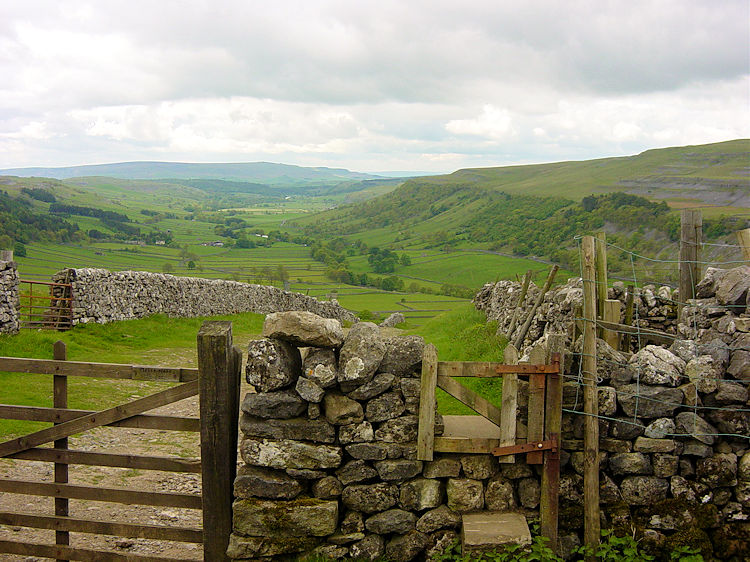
565, 234, 750, 443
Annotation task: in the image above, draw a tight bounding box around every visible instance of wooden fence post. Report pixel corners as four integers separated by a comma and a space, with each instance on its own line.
506, 270, 532, 337
679, 210, 702, 314
540, 334, 564, 553
198, 321, 242, 562
581, 236, 600, 557
602, 299, 622, 349
595, 232, 608, 333
737, 228, 750, 261
513, 265, 559, 349
53, 341, 69, 561
417, 344, 438, 461
497, 343, 519, 464
621, 285, 635, 352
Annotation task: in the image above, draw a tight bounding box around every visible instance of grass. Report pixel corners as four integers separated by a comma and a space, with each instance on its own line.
407, 304, 507, 415
0, 311, 266, 438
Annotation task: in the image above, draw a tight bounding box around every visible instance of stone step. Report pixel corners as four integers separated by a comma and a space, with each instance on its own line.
461, 511, 532, 555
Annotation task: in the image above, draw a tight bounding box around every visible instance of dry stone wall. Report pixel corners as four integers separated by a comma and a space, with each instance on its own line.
51, 268, 356, 325
0, 260, 19, 334
230, 268, 749, 560
474, 277, 683, 353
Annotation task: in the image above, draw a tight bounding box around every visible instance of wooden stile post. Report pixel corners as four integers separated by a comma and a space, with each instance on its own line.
506, 270, 532, 337
417, 344, 439, 461
621, 285, 635, 352
540, 334, 564, 553
595, 232, 608, 332
497, 344, 519, 464
513, 265, 559, 349
737, 228, 750, 261
581, 236, 600, 557
602, 299, 622, 349
525, 344, 547, 465
198, 321, 242, 562
679, 209, 702, 314
53, 341, 69, 561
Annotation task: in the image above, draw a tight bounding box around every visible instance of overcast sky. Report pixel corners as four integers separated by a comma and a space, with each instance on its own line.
1, 1, 748, 173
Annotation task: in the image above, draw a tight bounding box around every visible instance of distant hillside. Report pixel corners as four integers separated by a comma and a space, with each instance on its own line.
0, 161, 384, 186
293, 140, 750, 277
401, 139, 750, 206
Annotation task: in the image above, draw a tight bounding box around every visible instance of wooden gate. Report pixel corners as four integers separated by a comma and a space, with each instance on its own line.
0, 321, 240, 561
416, 340, 563, 549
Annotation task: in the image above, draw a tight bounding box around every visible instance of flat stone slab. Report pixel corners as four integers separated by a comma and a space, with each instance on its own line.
461, 512, 531, 554
443, 415, 502, 438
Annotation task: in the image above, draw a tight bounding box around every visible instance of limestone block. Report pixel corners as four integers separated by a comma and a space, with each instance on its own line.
336, 460, 378, 485
626, 345, 685, 387
384, 530, 431, 562
240, 415, 335, 443
423, 457, 462, 478
399, 478, 443, 511
232, 497, 338, 537
324, 393, 364, 425
295, 376, 325, 402
373, 459, 423, 481
378, 335, 425, 376
674, 412, 717, 445
446, 478, 484, 512
262, 310, 344, 347
365, 509, 417, 535
342, 483, 399, 514
233, 465, 303, 500
345, 442, 389, 460
246, 338, 301, 392
226, 534, 319, 559
373, 415, 419, 443
338, 421, 374, 444
415, 505, 461, 533
240, 438, 342, 470
303, 347, 337, 388
312, 476, 343, 499
619, 476, 668, 505
365, 392, 405, 422
609, 452, 653, 476
241, 390, 306, 419
347, 373, 396, 401
617, 384, 683, 418
349, 534, 385, 561
460, 455, 497, 480
338, 322, 386, 389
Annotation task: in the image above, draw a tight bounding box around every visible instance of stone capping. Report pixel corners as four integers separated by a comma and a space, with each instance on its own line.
50, 267, 356, 325
0, 260, 19, 334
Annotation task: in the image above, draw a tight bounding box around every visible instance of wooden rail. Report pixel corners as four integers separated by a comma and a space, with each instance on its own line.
0, 325, 241, 561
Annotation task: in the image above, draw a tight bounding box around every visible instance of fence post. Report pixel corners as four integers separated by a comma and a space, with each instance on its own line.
53, 341, 69, 561
417, 344, 438, 461
506, 270, 532, 337
595, 232, 608, 334
581, 236, 600, 558
198, 321, 242, 562
621, 285, 635, 352
513, 265, 559, 349
679, 209, 702, 314
737, 228, 750, 261
602, 299, 622, 349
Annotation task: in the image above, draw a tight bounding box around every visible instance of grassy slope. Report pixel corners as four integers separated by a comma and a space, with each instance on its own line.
0, 304, 502, 438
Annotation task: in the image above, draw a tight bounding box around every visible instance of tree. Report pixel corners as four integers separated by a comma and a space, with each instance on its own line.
162, 262, 174, 273
13, 242, 26, 257
187, 260, 196, 270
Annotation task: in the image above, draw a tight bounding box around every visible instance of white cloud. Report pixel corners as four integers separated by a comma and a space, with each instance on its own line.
0, 1, 747, 171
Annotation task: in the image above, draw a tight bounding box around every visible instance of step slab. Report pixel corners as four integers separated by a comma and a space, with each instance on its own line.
461, 511, 532, 554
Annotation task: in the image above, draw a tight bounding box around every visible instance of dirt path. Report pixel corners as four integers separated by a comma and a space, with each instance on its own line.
0, 336, 256, 561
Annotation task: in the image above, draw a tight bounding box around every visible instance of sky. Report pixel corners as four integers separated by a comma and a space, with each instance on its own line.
1, 0, 748, 173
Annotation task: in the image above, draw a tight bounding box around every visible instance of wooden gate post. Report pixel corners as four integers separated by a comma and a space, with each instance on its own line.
198, 321, 242, 562
737, 228, 750, 261
581, 236, 600, 557
53, 341, 69, 561
417, 344, 438, 461
595, 232, 608, 330
679, 209, 702, 314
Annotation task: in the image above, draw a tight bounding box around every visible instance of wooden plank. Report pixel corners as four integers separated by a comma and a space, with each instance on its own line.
525, 344, 547, 465
417, 344, 439, 461
506, 270, 532, 337
0, 357, 199, 382
0, 380, 200, 457
582, 235, 601, 556
513, 265, 559, 349
0, 540, 189, 562
0, 512, 202, 543
737, 227, 750, 261
0, 404, 200, 432
0, 479, 201, 509
437, 361, 558, 378
8, 447, 201, 473
53, 340, 69, 560
602, 299, 622, 349
540, 350, 563, 553
679, 209, 702, 314
595, 319, 673, 346
436, 376, 502, 427
198, 321, 240, 562
497, 344, 519, 463
434, 436, 503, 454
